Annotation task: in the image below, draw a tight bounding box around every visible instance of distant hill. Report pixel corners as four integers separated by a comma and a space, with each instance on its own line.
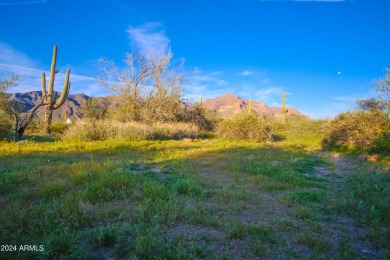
6, 91, 309, 122
6, 91, 91, 122
202, 93, 308, 119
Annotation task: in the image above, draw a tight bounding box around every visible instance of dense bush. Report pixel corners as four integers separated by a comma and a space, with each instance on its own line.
267, 114, 328, 139
63, 120, 200, 141
178, 104, 215, 132
322, 110, 390, 151
370, 132, 390, 155
49, 122, 70, 136
216, 112, 272, 142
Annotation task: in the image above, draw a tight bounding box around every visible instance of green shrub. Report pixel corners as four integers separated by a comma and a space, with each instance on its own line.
370, 132, 390, 155
216, 112, 272, 142
49, 122, 70, 136
178, 104, 215, 131
267, 115, 328, 139
322, 110, 390, 151
23, 120, 45, 135
0, 111, 12, 140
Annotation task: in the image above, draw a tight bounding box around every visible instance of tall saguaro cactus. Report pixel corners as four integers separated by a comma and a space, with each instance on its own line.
281, 93, 288, 124
42, 45, 71, 132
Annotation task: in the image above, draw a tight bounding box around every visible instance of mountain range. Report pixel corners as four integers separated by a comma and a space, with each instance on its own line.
203, 93, 308, 119
6, 91, 308, 122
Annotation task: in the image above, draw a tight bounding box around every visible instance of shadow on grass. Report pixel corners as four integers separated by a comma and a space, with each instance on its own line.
0, 139, 388, 259
8, 133, 57, 143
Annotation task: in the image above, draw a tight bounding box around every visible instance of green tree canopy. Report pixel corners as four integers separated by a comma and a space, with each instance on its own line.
357, 68, 390, 113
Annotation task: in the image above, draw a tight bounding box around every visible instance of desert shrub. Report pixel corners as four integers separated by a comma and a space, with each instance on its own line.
49, 122, 70, 136
322, 110, 390, 150
178, 104, 215, 131
0, 110, 12, 140
216, 112, 272, 142
267, 115, 328, 138
369, 132, 390, 155
23, 120, 45, 135
63, 120, 199, 141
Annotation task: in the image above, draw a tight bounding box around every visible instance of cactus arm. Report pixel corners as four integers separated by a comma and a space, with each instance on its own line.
53, 69, 70, 109
41, 72, 47, 102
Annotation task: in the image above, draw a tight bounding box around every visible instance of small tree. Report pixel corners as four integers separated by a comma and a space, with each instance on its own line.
97, 49, 185, 123
0, 73, 47, 140
357, 68, 390, 113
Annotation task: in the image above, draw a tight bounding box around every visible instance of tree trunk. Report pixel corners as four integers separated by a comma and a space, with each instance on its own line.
16, 127, 25, 141
45, 107, 53, 133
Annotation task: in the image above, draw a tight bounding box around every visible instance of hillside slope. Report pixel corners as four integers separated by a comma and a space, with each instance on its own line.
202, 93, 308, 119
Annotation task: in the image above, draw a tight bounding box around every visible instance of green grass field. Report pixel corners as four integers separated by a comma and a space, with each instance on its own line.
0, 134, 389, 259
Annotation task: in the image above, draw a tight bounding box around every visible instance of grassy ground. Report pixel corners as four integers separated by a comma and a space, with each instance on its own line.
0, 134, 389, 259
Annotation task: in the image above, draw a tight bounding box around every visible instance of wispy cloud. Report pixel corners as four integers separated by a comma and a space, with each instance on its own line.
127, 22, 170, 54
0, 43, 104, 96
0, 43, 37, 68
0, 0, 47, 6
185, 68, 233, 102
310, 90, 377, 118
253, 87, 288, 105
240, 70, 253, 76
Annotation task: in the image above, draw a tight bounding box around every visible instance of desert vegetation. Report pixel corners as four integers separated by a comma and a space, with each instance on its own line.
0, 48, 389, 258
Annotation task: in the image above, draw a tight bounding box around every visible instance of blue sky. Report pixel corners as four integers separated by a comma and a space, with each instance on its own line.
0, 0, 389, 118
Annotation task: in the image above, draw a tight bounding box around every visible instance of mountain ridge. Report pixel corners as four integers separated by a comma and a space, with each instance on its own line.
6, 91, 309, 122
202, 93, 308, 119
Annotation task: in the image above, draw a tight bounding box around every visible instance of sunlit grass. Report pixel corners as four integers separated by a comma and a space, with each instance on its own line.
0, 135, 388, 258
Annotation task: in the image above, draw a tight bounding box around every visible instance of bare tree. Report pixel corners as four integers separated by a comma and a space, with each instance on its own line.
10, 101, 46, 139
0, 73, 47, 140
97, 49, 185, 122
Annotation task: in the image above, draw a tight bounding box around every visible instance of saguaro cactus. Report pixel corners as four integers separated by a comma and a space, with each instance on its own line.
282, 93, 288, 124
199, 93, 203, 106
247, 100, 253, 114
42, 45, 71, 132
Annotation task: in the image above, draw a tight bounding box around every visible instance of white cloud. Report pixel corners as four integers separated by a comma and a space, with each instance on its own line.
0, 43, 37, 68
127, 22, 170, 54
254, 87, 288, 104
310, 101, 352, 119
188, 69, 229, 87
185, 68, 232, 102
240, 70, 253, 76
217, 80, 228, 86
192, 67, 202, 74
